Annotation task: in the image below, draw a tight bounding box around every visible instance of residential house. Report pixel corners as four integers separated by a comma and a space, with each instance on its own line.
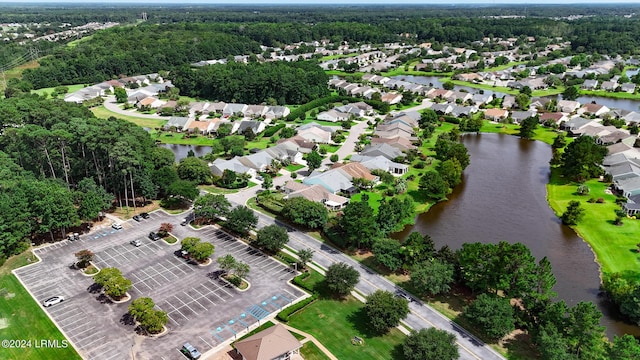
350, 154, 408, 175
510, 111, 536, 124
245, 105, 268, 118
335, 104, 365, 117
234, 323, 302, 360
360, 143, 404, 160
282, 136, 317, 153
600, 81, 618, 91
209, 157, 254, 178
317, 110, 349, 122
380, 93, 403, 104
581, 79, 598, 90
209, 102, 227, 115
296, 125, 333, 144
471, 93, 493, 106
557, 100, 581, 113
621, 83, 637, 94
431, 103, 453, 115
370, 136, 415, 151
451, 105, 478, 118
578, 103, 610, 117
483, 108, 509, 121
136, 96, 165, 109
164, 117, 190, 131
539, 112, 568, 125
283, 181, 350, 210
223, 103, 248, 117
233, 120, 267, 136
501, 95, 516, 109
186, 120, 213, 135
426, 89, 453, 100
623, 111, 640, 125
265, 106, 290, 119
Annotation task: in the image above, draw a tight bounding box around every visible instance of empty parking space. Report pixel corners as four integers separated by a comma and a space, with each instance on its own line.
15, 211, 304, 360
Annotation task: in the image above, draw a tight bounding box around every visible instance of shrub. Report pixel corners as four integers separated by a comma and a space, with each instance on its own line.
330, 154, 339, 163
276, 294, 318, 322
596, 198, 605, 203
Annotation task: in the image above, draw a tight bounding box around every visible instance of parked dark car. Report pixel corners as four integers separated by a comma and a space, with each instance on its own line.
132, 215, 141, 222
140, 212, 150, 219
148, 232, 161, 241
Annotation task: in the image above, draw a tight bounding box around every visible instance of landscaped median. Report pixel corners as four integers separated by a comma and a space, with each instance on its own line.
0, 252, 81, 360
546, 169, 640, 275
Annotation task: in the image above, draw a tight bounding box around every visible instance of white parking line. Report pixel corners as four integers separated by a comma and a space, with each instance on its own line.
161, 301, 190, 321
71, 325, 101, 340
184, 292, 208, 312
172, 295, 200, 315
198, 335, 214, 348
191, 287, 216, 306
79, 335, 106, 348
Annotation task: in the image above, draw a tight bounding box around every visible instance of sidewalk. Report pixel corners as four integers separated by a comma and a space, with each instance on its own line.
275, 321, 339, 360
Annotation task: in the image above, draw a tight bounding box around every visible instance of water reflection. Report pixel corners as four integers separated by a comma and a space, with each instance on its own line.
394, 133, 639, 338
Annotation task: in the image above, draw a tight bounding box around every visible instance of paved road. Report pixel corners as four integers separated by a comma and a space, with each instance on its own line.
221, 192, 505, 360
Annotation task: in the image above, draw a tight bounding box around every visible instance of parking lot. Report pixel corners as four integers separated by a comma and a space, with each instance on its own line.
14, 210, 304, 360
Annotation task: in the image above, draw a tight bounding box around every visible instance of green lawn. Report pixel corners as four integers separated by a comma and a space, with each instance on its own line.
319, 144, 340, 153
579, 89, 640, 100
301, 119, 344, 127
287, 296, 405, 360
351, 191, 383, 212
478, 121, 565, 145
32, 84, 86, 96
286, 164, 305, 172
198, 185, 240, 194
90, 105, 166, 129
154, 132, 215, 146
300, 341, 331, 360
450, 80, 518, 95
320, 53, 358, 61
0, 60, 39, 91
0, 252, 82, 360
546, 170, 640, 275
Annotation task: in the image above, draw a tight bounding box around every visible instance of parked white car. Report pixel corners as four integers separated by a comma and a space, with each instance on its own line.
43, 296, 65, 307
111, 223, 123, 230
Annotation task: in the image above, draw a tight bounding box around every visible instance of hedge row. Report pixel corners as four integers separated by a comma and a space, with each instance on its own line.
292, 272, 315, 293
263, 123, 286, 137
276, 293, 318, 322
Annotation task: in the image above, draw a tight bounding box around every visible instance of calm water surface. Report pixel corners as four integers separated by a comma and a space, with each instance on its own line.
158, 144, 213, 162
395, 133, 640, 338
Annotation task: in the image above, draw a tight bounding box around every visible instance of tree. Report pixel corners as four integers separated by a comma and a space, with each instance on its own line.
325, 262, 360, 296
560, 136, 607, 181
217, 254, 237, 273
443, 81, 455, 90
114, 87, 128, 103
403, 328, 459, 360
420, 109, 438, 127
233, 261, 250, 279
177, 157, 211, 184
552, 133, 567, 149
224, 206, 258, 236
518, 116, 539, 139
255, 224, 289, 253
166, 180, 199, 204
158, 223, 173, 237
437, 158, 463, 188
419, 171, 449, 200
128, 297, 155, 321
281, 197, 328, 229
261, 174, 273, 190
193, 194, 231, 223
562, 200, 585, 225
563, 85, 579, 101
94, 267, 123, 287
139, 308, 168, 334
372, 238, 404, 272
181, 237, 200, 253
94, 267, 132, 299
190, 241, 215, 263
608, 335, 640, 359
305, 150, 323, 171
461, 116, 484, 133
375, 197, 414, 235
74, 249, 94, 268
297, 248, 314, 270
515, 93, 530, 110
75, 178, 113, 221
365, 290, 410, 334
338, 200, 378, 248
402, 232, 436, 268
410, 259, 455, 296
464, 294, 515, 340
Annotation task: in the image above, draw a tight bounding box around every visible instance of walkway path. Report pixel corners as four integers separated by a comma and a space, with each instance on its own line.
276, 321, 339, 360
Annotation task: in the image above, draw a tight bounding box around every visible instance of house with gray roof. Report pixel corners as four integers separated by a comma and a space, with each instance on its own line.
581, 79, 598, 90
615, 176, 640, 198
608, 161, 640, 182
265, 106, 290, 119
471, 93, 493, 106
621, 83, 637, 94
510, 111, 536, 124
450, 105, 478, 118
164, 117, 190, 131
560, 117, 594, 133
304, 170, 356, 194
360, 143, 404, 160
209, 157, 254, 177
223, 103, 248, 117
431, 103, 453, 115
232, 120, 266, 135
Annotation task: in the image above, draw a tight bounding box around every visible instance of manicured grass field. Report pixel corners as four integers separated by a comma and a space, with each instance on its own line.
0, 252, 82, 360
287, 296, 405, 360
90, 105, 166, 129
32, 83, 86, 96
580, 89, 640, 100
546, 170, 640, 275
478, 121, 565, 145
198, 185, 240, 194
351, 191, 383, 212
300, 341, 331, 360
285, 164, 305, 172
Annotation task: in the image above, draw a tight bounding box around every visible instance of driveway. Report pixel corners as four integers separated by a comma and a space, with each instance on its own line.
102, 96, 171, 120
14, 210, 303, 360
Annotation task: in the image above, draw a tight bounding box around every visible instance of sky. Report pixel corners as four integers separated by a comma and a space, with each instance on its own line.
0, 0, 639, 3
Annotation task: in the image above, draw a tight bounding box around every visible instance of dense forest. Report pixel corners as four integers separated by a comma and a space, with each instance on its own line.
0, 95, 177, 261
171, 61, 329, 105
21, 24, 262, 88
